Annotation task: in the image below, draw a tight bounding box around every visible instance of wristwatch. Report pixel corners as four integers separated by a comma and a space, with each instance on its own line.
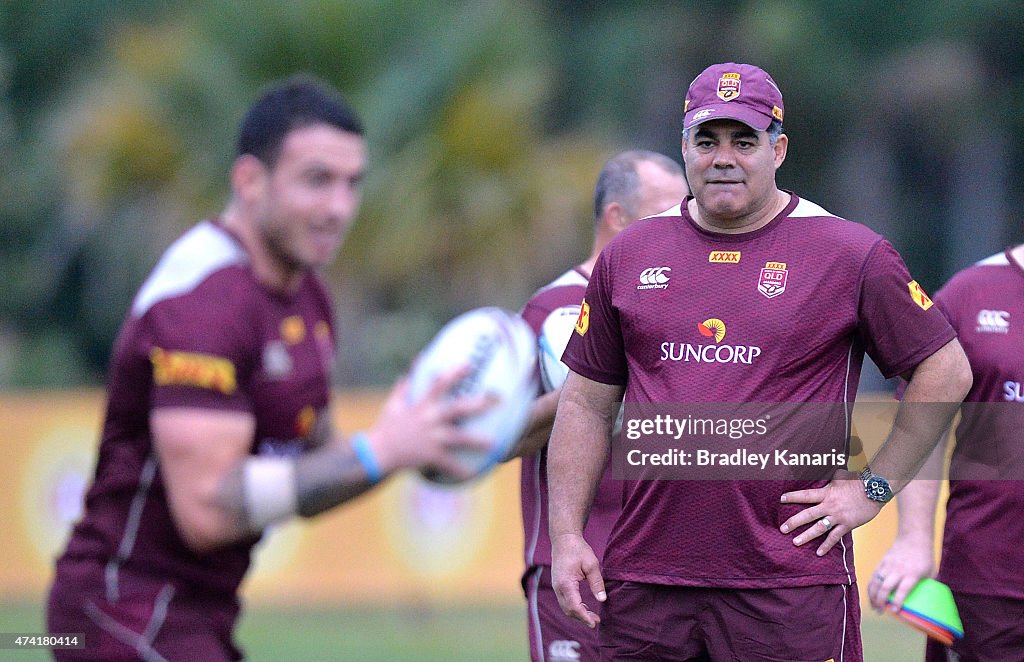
860, 467, 894, 504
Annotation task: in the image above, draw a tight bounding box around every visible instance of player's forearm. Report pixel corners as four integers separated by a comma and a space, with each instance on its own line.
871, 340, 971, 493
293, 438, 380, 516
211, 437, 380, 546
894, 480, 941, 545
892, 432, 947, 544
547, 395, 613, 538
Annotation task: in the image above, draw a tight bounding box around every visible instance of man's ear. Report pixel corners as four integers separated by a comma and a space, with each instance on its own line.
230, 154, 267, 203
605, 202, 629, 231
773, 133, 788, 169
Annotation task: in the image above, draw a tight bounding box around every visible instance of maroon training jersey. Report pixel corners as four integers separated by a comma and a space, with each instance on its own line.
520, 268, 623, 570
561, 194, 955, 589
932, 250, 1024, 599
55, 220, 335, 604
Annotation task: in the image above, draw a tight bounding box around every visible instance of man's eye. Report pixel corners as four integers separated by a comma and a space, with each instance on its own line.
307, 171, 331, 186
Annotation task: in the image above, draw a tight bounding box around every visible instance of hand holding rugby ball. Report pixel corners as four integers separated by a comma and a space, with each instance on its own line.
408, 307, 537, 484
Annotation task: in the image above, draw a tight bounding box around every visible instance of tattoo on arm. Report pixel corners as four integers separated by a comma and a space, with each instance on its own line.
294, 442, 375, 517
218, 439, 377, 533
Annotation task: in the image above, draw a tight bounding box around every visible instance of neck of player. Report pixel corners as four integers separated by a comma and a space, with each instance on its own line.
221, 207, 306, 294
690, 189, 790, 235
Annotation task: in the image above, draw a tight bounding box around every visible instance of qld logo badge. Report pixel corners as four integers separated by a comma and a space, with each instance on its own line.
758, 261, 788, 299
717, 72, 741, 101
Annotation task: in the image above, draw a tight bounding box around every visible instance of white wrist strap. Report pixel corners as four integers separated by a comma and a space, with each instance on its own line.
243, 455, 298, 530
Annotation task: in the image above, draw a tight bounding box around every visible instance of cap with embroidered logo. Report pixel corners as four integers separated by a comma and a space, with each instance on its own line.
683, 62, 784, 132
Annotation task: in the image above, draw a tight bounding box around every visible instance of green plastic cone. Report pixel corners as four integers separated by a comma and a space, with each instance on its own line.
889, 577, 964, 639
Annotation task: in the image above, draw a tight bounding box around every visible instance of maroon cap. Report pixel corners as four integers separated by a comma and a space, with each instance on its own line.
683, 63, 784, 131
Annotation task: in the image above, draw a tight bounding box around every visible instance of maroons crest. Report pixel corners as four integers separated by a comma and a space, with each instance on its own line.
717, 72, 741, 101
758, 262, 788, 299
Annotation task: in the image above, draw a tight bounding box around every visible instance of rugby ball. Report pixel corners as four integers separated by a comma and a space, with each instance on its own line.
408, 307, 538, 484
538, 304, 581, 392
539, 302, 623, 434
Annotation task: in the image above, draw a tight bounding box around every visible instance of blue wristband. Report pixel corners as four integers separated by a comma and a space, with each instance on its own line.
351, 433, 383, 484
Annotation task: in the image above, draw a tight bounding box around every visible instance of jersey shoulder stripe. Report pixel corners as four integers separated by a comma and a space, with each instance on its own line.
641, 203, 683, 220
789, 197, 839, 220
131, 221, 247, 318
533, 268, 589, 295
976, 251, 1010, 267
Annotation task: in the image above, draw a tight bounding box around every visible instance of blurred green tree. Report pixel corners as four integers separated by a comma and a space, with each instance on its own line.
1, 0, 1022, 386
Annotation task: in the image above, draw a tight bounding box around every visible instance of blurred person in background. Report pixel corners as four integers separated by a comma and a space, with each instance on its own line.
871, 244, 1024, 661
509, 150, 688, 661
546, 62, 972, 661
46, 74, 494, 661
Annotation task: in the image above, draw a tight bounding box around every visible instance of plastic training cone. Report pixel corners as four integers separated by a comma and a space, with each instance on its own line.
891, 607, 956, 647
888, 577, 964, 645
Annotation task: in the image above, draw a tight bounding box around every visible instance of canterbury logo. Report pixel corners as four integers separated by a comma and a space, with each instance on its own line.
638, 267, 671, 290
976, 309, 1010, 334
548, 639, 581, 661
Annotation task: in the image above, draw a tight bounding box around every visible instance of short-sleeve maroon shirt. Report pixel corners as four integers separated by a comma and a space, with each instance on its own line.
562, 195, 955, 588
58, 220, 336, 601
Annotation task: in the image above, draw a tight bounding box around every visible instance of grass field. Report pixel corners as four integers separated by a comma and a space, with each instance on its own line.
1, 600, 927, 660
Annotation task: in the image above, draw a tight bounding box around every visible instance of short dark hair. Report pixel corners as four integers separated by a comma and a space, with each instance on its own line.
682, 118, 784, 145
237, 74, 364, 166
593, 150, 683, 223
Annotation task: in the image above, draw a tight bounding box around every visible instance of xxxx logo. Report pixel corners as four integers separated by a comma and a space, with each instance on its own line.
709, 251, 741, 264
574, 299, 590, 336
907, 280, 934, 311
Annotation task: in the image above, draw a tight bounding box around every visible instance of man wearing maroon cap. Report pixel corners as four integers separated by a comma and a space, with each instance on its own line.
546, 62, 973, 660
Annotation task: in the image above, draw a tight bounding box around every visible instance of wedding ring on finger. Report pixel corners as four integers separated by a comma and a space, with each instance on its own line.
819, 516, 833, 531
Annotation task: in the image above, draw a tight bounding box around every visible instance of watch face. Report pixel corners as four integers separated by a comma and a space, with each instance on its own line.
865, 476, 892, 502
